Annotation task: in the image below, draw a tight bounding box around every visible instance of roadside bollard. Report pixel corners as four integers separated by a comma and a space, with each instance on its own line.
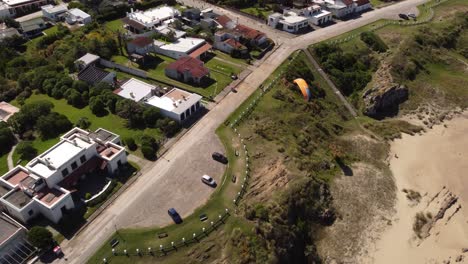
124, 249, 127, 256
112, 248, 116, 256
103, 258, 107, 263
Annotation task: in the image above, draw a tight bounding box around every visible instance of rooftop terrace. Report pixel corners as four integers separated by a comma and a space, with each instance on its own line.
36, 187, 64, 207
3, 189, 32, 209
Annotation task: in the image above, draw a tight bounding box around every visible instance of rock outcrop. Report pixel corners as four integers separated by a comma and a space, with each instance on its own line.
362, 57, 409, 118
363, 84, 409, 117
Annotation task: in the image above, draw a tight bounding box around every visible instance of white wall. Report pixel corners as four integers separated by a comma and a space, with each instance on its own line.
2, 197, 38, 224
45, 146, 97, 188
35, 192, 74, 224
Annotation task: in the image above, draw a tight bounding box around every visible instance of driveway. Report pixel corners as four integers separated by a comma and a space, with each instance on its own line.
56, 0, 429, 262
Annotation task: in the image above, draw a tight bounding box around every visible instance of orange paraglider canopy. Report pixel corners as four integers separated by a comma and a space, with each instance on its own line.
293, 78, 312, 101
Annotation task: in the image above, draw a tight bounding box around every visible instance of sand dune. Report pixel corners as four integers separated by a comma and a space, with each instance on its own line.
367, 112, 468, 263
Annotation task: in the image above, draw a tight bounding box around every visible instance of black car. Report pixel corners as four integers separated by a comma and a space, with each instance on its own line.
212, 152, 228, 164
168, 208, 183, 224
399, 13, 409, 20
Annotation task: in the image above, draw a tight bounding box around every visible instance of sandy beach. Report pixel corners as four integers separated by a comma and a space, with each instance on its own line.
366, 112, 468, 263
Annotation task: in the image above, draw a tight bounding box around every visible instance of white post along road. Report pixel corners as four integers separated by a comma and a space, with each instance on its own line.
57, 0, 428, 262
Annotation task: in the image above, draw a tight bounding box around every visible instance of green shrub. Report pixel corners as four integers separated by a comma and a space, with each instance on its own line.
360, 31, 388, 52
27, 226, 53, 249
123, 137, 137, 151
16, 141, 37, 161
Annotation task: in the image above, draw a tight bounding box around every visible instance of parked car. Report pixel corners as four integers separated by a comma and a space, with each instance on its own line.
212, 152, 228, 164
399, 13, 409, 20
168, 208, 183, 224
201, 175, 217, 187
407, 13, 416, 19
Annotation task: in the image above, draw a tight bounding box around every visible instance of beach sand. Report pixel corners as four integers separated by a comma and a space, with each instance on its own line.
365, 112, 468, 263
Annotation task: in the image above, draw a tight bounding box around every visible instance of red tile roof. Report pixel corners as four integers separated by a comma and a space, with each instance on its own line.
234, 24, 265, 41
224, 38, 245, 49
131, 36, 153, 48
355, 0, 370, 6
167, 57, 210, 78
189, 43, 212, 58
215, 15, 233, 28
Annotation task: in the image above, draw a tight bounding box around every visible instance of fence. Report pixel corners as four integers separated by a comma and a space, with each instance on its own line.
323, 0, 448, 46
99, 59, 148, 78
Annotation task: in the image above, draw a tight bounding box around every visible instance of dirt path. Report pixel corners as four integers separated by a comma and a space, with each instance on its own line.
7, 145, 16, 170
362, 112, 468, 263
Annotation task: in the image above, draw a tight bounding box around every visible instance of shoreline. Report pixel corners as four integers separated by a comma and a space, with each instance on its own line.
363, 111, 468, 263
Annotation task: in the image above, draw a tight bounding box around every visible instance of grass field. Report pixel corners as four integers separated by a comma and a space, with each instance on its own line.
105, 19, 124, 32
240, 6, 272, 19
10, 94, 164, 163
110, 53, 243, 99
0, 153, 8, 175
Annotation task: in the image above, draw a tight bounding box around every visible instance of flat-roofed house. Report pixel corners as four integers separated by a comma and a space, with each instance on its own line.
165, 56, 210, 85
122, 6, 180, 34
154, 37, 211, 60
18, 16, 45, 37
146, 88, 202, 122
0, 127, 127, 224
0, 0, 51, 19
75, 53, 116, 85
114, 78, 156, 102
0, 215, 35, 262
41, 4, 67, 21
66, 8, 91, 25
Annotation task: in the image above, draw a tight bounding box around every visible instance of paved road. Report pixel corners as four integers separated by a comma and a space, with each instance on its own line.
56, 0, 429, 262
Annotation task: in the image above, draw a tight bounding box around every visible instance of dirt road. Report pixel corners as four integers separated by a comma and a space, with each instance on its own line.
56, 0, 429, 262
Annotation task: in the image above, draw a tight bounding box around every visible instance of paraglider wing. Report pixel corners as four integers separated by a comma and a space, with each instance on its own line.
293, 78, 312, 101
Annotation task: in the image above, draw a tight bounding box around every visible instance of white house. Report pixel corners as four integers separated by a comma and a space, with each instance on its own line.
268, 12, 309, 33
268, 4, 332, 32
41, 4, 67, 21
114, 78, 203, 122
0, 127, 127, 224
114, 78, 156, 102
146, 88, 202, 122
354, 0, 372, 13
123, 6, 180, 34
0, 215, 35, 262
66, 8, 91, 25
154, 37, 211, 59
0, 0, 51, 19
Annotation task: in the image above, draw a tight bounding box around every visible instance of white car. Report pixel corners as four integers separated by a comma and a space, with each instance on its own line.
201, 175, 216, 187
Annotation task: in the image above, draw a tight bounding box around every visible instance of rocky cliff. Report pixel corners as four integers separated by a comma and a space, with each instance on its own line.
362, 59, 409, 118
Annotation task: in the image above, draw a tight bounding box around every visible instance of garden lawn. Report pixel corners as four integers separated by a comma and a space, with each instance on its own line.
11, 94, 164, 162
105, 19, 124, 32
110, 54, 235, 99
0, 153, 8, 175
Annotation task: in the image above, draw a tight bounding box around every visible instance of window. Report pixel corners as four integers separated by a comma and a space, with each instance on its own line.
28, 210, 34, 216
62, 168, 69, 177
71, 162, 78, 170
80, 155, 86, 163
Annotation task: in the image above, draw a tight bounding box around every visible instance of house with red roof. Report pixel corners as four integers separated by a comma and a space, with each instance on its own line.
233, 24, 267, 46
213, 30, 248, 56
127, 36, 155, 55
214, 15, 236, 29
165, 57, 210, 85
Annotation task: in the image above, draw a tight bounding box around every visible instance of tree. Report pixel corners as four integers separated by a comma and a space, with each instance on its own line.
123, 137, 137, 151
16, 141, 37, 161
143, 107, 161, 127
140, 134, 158, 160
36, 112, 72, 139
27, 226, 53, 249
8, 100, 53, 135
0, 122, 15, 154
89, 96, 107, 116
116, 99, 144, 128
156, 118, 180, 137
76, 117, 91, 129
